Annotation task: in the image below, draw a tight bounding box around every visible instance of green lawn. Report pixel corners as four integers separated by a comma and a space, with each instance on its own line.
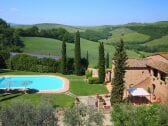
22, 37, 142, 67
0, 93, 74, 108
0, 70, 108, 107
66, 75, 108, 96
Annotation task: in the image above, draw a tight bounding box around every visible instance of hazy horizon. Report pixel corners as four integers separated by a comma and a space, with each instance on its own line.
1, 0, 168, 26
8, 20, 168, 27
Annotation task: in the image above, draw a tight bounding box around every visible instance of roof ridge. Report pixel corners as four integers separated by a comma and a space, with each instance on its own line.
148, 52, 168, 57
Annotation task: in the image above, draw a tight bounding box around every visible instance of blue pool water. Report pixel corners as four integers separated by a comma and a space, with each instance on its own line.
0, 76, 64, 91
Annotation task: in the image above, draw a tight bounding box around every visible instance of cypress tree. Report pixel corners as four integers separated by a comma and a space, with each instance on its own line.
61, 39, 67, 74
74, 31, 81, 75
106, 52, 109, 68
98, 42, 105, 83
110, 39, 128, 105
86, 50, 89, 67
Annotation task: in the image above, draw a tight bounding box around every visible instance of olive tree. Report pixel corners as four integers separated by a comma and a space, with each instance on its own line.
64, 104, 104, 126
0, 101, 58, 126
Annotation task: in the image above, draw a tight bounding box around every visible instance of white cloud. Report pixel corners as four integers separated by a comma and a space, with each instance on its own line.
10, 8, 19, 12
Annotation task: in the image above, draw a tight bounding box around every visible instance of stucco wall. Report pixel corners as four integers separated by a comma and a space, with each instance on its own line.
151, 75, 168, 102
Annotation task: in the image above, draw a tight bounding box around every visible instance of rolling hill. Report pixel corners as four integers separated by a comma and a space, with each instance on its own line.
13, 23, 85, 33
21, 37, 143, 67
14, 21, 168, 66
102, 27, 150, 44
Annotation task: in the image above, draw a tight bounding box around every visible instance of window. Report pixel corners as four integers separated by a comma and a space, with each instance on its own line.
153, 69, 158, 77
160, 72, 166, 81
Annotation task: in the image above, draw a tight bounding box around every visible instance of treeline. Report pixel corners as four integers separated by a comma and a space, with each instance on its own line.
125, 43, 168, 53
80, 28, 112, 42
10, 54, 61, 73
0, 50, 10, 69
5, 54, 88, 74
17, 26, 74, 43
0, 18, 24, 51
127, 25, 168, 40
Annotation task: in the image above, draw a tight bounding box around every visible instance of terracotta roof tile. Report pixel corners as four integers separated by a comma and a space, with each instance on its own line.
147, 60, 168, 74
159, 53, 168, 60
126, 58, 149, 68
148, 52, 168, 60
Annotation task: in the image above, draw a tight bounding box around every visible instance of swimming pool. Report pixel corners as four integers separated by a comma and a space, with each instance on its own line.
0, 75, 68, 93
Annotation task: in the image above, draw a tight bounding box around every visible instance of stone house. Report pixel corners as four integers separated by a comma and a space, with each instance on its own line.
111, 52, 168, 103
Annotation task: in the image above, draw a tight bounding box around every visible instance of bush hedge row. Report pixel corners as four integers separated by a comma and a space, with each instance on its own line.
10, 54, 61, 73
112, 104, 168, 126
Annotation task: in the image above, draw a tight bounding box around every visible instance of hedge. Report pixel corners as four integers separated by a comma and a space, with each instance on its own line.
10, 54, 61, 73
88, 77, 100, 84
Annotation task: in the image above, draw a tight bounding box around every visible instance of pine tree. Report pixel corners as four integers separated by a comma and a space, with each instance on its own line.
106, 52, 109, 68
98, 42, 105, 83
61, 39, 67, 74
110, 39, 128, 105
74, 31, 81, 75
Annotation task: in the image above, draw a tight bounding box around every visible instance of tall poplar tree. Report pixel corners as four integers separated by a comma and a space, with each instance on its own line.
74, 31, 81, 75
61, 39, 67, 74
110, 39, 128, 105
106, 52, 109, 68
98, 42, 105, 83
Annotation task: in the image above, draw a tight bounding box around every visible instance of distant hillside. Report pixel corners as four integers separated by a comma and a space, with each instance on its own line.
13, 23, 85, 33
14, 21, 168, 54
21, 37, 146, 67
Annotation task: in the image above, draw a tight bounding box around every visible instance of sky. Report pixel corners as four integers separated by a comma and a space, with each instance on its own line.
0, 0, 168, 26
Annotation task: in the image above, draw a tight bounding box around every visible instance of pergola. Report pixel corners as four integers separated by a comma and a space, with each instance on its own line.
128, 88, 151, 104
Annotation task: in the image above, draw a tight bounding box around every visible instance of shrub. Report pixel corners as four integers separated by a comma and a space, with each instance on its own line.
157, 104, 168, 126
111, 104, 158, 126
10, 54, 61, 73
0, 101, 58, 126
88, 77, 100, 84
64, 104, 104, 126
85, 70, 92, 79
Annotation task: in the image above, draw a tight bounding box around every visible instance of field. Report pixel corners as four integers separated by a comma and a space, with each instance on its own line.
102, 27, 150, 44
144, 35, 168, 47
21, 37, 142, 67
0, 70, 108, 107
14, 21, 168, 64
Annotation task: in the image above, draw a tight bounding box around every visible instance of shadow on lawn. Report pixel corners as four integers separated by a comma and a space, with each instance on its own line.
0, 94, 10, 97
0, 93, 23, 102
0, 88, 39, 102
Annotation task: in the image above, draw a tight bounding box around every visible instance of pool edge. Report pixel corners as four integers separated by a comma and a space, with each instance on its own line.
0, 75, 69, 94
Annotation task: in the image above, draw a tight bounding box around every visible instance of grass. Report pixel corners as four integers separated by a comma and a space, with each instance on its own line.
103, 27, 150, 44
66, 75, 108, 96
143, 35, 168, 47
0, 93, 74, 108
0, 70, 108, 107
21, 37, 141, 67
